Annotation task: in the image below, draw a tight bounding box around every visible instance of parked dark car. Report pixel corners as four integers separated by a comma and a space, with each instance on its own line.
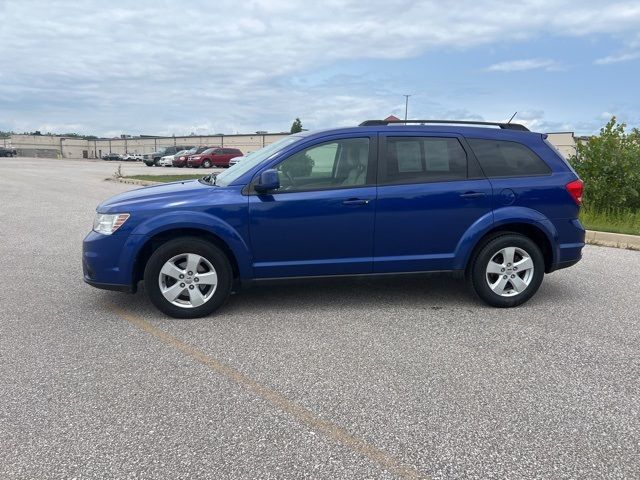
144, 145, 195, 167
103, 153, 123, 161
84, 119, 585, 319
188, 147, 243, 168
0, 146, 17, 157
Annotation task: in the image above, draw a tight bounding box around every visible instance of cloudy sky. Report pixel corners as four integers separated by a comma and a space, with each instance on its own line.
1, 0, 639, 137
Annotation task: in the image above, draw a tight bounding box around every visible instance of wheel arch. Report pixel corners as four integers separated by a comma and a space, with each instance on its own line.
132, 227, 243, 286
463, 222, 556, 276
455, 207, 559, 275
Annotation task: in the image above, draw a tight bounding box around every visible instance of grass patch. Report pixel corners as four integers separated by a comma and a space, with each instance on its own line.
580, 209, 640, 236
123, 174, 204, 183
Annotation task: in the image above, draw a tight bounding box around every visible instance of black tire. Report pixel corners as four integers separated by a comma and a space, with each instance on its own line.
202, 160, 211, 168
144, 237, 233, 318
469, 233, 544, 308
145, 162, 154, 167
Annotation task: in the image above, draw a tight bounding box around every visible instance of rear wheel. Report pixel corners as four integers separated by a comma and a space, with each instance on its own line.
144, 237, 233, 318
470, 234, 544, 308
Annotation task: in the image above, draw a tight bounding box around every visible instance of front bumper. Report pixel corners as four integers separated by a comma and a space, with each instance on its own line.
83, 230, 145, 293
83, 278, 135, 293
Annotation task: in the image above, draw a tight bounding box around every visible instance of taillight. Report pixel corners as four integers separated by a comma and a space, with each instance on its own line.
566, 179, 583, 205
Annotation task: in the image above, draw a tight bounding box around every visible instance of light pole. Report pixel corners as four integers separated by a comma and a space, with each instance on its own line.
403, 94, 411, 121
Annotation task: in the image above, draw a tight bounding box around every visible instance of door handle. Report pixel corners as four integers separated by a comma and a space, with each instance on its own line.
459, 192, 486, 199
342, 198, 370, 206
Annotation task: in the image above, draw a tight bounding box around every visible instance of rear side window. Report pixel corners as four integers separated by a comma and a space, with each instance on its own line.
382, 137, 467, 184
468, 139, 551, 177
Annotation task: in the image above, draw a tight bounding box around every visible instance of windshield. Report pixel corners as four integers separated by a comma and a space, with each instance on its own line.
202, 148, 216, 154
215, 136, 302, 186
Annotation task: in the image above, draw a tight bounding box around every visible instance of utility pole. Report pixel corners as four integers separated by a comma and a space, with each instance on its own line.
403, 94, 411, 121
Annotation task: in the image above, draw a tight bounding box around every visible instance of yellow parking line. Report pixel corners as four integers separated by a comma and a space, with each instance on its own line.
110, 305, 429, 480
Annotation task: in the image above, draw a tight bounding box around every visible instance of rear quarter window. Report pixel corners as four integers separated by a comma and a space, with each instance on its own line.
467, 138, 551, 178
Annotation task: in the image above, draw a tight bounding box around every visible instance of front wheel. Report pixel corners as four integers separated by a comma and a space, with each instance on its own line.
202, 160, 212, 168
144, 237, 233, 318
469, 234, 544, 308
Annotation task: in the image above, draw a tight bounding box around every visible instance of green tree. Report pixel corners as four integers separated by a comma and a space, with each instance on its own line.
290, 118, 303, 134
569, 117, 640, 211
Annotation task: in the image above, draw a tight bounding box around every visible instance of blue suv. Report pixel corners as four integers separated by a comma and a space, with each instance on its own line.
83, 120, 585, 318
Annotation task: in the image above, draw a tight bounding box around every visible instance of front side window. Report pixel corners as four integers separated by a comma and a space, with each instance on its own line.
274, 137, 370, 192
467, 138, 551, 177
215, 135, 303, 186
382, 137, 467, 184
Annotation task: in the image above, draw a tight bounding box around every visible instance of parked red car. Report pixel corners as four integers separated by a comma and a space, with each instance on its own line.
173, 146, 211, 168
187, 147, 243, 168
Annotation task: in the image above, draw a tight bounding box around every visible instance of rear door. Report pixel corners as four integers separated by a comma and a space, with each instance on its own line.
374, 133, 493, 273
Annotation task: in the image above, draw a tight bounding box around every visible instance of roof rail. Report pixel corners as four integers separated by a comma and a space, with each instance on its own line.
358, 119, 530, 131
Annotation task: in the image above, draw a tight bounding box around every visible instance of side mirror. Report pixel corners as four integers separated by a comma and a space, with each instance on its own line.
254, 169, 280, 193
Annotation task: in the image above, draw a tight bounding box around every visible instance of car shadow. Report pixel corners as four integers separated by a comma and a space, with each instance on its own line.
106, 273, 482, 317
102, 272, 576, 320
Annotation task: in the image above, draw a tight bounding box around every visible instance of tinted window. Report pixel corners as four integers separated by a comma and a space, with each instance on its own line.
275, 138, 370, 192
382, 137, 467, 184
468, 139, 551, 177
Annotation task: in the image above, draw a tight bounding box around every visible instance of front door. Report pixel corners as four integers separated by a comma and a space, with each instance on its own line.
374, 133, 493, 273
249, 136, 377, 278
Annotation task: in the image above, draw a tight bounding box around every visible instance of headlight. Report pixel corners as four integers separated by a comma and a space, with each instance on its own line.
93, 213, 130, 235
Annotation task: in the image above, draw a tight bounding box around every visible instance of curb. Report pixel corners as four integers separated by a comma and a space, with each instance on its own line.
107, 177, 161, 186
585, 230, 640, 250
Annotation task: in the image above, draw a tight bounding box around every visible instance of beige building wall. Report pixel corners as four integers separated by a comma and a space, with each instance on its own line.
7, 133, 290, 158
9, 130, 582, 160
546, 132, 577, 159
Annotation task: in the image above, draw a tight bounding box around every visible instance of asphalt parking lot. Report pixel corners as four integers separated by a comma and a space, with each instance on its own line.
1, 157, 639, 479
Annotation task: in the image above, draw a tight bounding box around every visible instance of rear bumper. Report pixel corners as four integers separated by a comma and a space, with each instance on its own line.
548, 218, 585, 273
548, 257, 581, 273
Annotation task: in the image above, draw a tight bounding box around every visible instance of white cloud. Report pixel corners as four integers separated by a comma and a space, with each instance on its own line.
594, 52, 640, 64
1, 0, 640, 134
484, 59, 562, 72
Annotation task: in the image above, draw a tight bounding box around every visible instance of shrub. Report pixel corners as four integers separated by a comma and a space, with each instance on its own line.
569, 117, 640, 211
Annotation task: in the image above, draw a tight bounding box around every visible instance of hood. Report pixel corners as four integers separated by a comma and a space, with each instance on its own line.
98, 180, 213, 213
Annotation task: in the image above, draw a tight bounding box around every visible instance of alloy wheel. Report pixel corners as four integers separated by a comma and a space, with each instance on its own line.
485, 246, 534, 297
158, 253, 218, 308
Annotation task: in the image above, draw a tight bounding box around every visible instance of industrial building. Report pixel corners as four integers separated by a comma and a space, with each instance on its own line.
1, 133, 289, 159
1, 130, 582, 160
